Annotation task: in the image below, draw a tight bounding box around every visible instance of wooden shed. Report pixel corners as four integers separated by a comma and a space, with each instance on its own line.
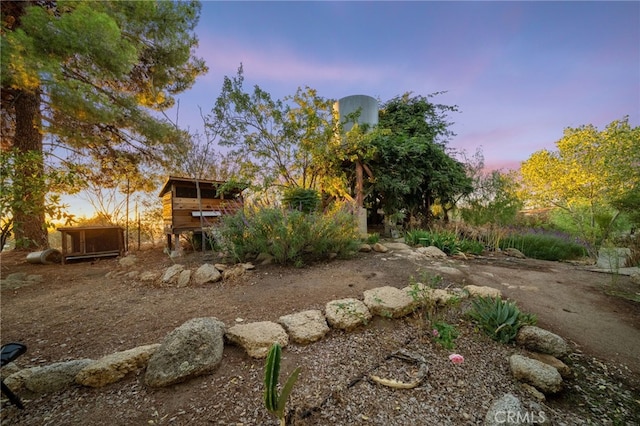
159, 176, 245, 250
57, 226, 124, 264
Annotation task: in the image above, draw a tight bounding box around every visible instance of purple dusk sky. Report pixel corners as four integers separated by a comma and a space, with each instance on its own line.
173, 1, 639, 171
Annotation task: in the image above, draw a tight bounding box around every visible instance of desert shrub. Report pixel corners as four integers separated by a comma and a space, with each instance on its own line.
467, 296, 537, 344
500, 230, 588, 261
220, 202, 360, 265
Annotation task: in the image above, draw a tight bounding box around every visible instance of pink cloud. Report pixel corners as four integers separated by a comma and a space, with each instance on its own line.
196, 36, 389, 86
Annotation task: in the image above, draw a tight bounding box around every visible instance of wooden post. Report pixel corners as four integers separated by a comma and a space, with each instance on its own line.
356, 160, 364, 208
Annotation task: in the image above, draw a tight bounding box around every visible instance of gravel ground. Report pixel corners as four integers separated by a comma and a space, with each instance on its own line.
2, 306, 638, 425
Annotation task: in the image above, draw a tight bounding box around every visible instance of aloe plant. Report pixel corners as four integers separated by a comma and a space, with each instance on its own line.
467, 296, 537, 343
264, 342, 301, 426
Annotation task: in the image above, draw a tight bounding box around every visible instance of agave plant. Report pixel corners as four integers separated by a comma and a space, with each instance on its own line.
264, 342, 301, 426
467, 296, 537, 344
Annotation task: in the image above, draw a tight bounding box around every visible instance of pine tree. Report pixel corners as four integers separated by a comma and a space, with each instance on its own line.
1, 0, 206, 249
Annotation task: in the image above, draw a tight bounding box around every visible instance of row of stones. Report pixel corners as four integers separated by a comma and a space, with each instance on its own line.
4, 279, 569, 404
2, 282, 491, 395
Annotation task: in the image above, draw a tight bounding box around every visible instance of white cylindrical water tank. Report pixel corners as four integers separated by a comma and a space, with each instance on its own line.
335, 95, 378, 133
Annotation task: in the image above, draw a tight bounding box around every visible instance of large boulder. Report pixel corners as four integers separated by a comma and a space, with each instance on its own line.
325, 298, 372, 330
226, 321, 289, 358
193, 264, 222, 285
76, 344, 160, 387
279, 310, 329, 344
363, 286, 417, 318
145, 317, 225, 387
509, 354, 563, 395
5, 359, 93, 395
516, 326, 570, 358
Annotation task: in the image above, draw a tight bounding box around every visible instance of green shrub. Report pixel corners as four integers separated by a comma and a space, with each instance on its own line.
467, 296, 537, 344
405, 229, 483, 255
282, 188, 321, 213
500, 231, 588, 261
432, 321, 458, 350
364, 232, 380, 245
458, 238, 484, 255
219, 203, 360, 265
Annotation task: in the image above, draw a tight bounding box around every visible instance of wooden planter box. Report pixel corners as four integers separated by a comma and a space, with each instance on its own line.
57, 226, 124, 264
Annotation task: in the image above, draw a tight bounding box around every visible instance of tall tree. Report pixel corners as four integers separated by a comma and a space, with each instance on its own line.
520, 117, 640, 250
211, 66, 344, 196
1, 0, 206, 249
367, 93, 472, 225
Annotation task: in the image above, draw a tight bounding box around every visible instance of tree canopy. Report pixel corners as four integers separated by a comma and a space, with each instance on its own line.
366, 93, 472, 225
1, 0, 206, 248
520, 117, 640, 248
210, 65, 346, 196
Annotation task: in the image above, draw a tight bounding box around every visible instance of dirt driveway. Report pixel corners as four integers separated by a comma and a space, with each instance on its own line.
462, 256, 640, 375
1, 246, 639, 425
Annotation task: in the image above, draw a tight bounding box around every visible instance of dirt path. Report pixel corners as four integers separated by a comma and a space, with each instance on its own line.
456, 257, 640, 375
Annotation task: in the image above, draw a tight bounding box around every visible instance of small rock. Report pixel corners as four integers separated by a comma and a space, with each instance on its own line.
162, 264, 185, 284
485, 393, 525, 426
255, 253, 274, 265
118, 256, 138, 268
193, 264, 222, 285
434, 266, 463, 276
372, 243, 389, 253
359, 244, 372, 253
416, 246, 447, 258
384, 242, 412, 251
176, 269, 191, 287
527, 352, 571, 378
464, 285, 502, 299
520, 383, 546, 401
504, 248, 526, 259
139, 271, 158, 282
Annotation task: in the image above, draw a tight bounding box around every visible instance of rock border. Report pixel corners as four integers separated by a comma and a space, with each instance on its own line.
2, 243, 573, 422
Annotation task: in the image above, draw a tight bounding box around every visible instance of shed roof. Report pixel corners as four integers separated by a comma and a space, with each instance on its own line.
158, 176, 246, 197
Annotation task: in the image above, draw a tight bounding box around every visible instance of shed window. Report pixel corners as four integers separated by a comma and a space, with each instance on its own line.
175, 186, 219, 199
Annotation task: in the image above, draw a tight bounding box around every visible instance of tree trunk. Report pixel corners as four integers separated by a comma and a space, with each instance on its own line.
12, 88, 49, 250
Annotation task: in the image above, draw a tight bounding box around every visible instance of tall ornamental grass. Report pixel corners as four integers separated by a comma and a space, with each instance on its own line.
500, 229, 588, 261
